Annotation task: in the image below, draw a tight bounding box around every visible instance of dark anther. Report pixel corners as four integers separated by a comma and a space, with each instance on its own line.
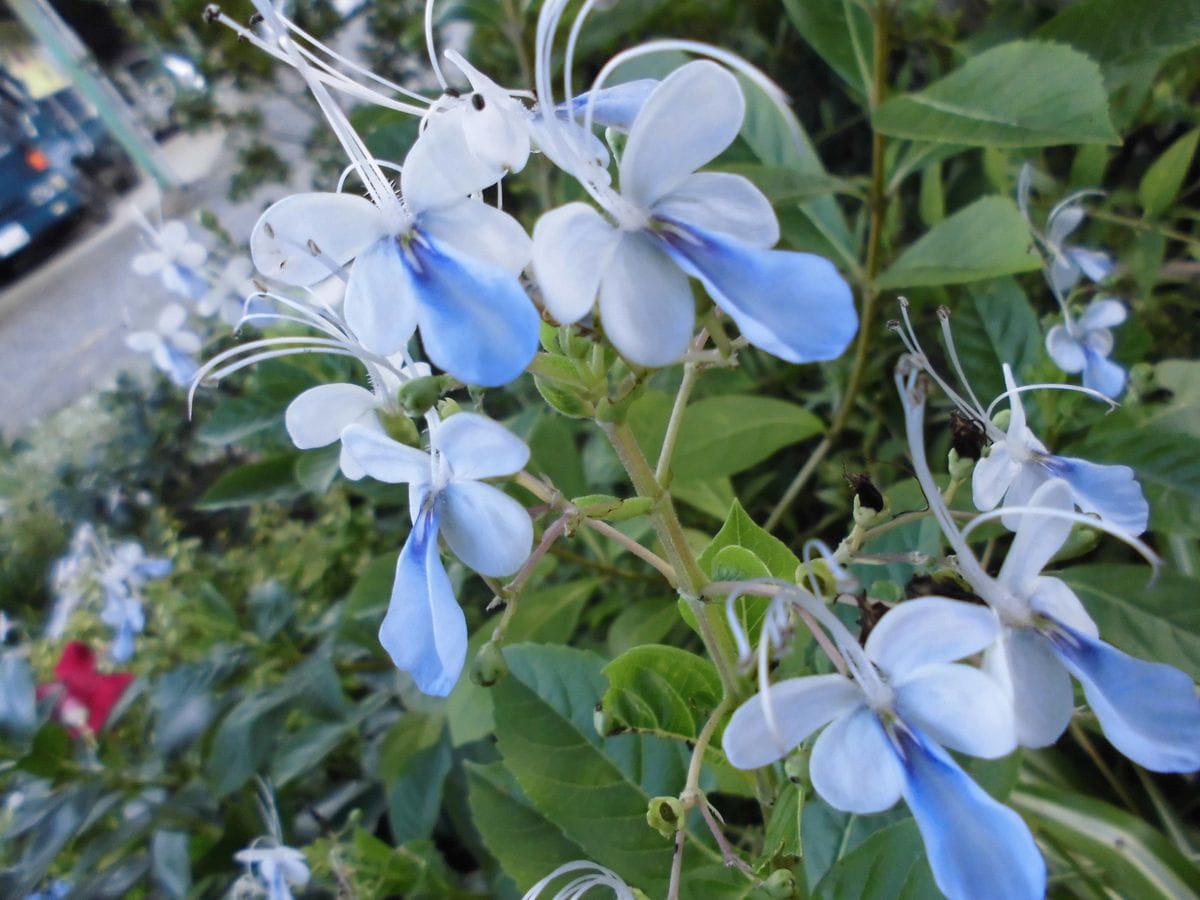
855, 595, 887, 643
843, 464, 884, 512
248, 12, 263, 25
306, 238, 322, 256
444, 87, 461, 98
202, 4, 221, 23
471, 93, 486, 111
949, 411, 986, 461
262, 222, 274, 238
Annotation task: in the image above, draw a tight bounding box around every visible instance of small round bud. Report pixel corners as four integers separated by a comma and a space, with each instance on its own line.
991, 408, 1012, 431
397, 375, 444, 416
784, 751, 809, 787
645, 796, 684, 839
436, 397, 462, 419
470, 641, 507, 687
381, 411, 420, 446
762, 868, 798, 898
947, 447, 975, 481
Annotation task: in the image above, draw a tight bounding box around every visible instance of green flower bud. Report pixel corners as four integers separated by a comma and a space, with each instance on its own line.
645, 796, 684, 839
762, 868, 798, 898
436, 397, 462, 419
470, 641, 507, 687
948, 447, 975, 481
380, 411, 419, 446
396, 375, 446, 416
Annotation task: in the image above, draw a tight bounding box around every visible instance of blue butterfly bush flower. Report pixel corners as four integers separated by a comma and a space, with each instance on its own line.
131, 217, 210, 301
234, 842, 310, 900
125, 303, 203, 388
723, 596, 1044, 900
900, 361, 1200, 771
342, 413, 532, 696
532, 60, 857, 367
1045, 297, 1128, 398
1018, 164, 1115, 298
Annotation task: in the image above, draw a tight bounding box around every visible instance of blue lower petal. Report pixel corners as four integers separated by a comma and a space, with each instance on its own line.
896, 725, 1045, 900
379, 507, 467, 697
1082, 346, 1127, 398
561, 79, 659, 130
111, 624, 135, 663
407, 232, 539, 387
657, 219, 857, 364
1047, 621, 1200, 772
1039, 455, 1148, 534
163, 343, 198, 388
164, 264, 210, 301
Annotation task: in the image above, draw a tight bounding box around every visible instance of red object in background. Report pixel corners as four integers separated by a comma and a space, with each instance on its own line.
37, 642, 133, 735
24, 147, 50, 172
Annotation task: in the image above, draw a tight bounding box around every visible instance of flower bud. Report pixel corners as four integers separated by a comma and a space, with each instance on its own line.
947, 447, 974, 481
645, 796, 684, 839
470, 641, 507, 687
396, 375, 446, 416
762, 868, 798, 898
380, 411, 420, 446
436, 397, 462, 419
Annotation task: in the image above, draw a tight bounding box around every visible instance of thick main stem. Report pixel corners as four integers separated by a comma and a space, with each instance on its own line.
765, 1, 891, 532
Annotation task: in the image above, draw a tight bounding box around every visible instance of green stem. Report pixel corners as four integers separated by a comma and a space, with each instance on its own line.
656, 358, 704, 486
764, 0, 892, 533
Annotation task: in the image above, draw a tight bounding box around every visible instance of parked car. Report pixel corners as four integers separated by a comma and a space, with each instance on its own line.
0, 118, 83, 269
110, 49, 207, 138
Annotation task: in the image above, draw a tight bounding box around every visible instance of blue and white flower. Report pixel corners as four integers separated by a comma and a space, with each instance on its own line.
234, 842, 310, 900
131, 216, 210, 301
1018, 164, 1114, 297
126, 303, 203, 387
900, 363, 1200, 772
342, 412, 532, 696
724, 596, 1044, 900
1045, 297, 1127, 398
532, 59, 856, 367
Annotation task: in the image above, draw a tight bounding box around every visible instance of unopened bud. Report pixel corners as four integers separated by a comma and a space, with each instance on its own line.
947, 447, 974, 481
380, 411, 419, 446
784, 750, 810, 786
645, 796, 684, 839
763, 868, 798, 898
396, 375, 445, 416
470, 641, 506, 687
436, 398, 461, 419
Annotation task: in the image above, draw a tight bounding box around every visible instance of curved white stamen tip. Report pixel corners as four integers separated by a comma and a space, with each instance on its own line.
519, 860, 635, 900
984, 382, 1119, 420
961, 504, 1161, 575
425, 0, 448, 89
802, 538, 859, 595
724, 591, 752, 663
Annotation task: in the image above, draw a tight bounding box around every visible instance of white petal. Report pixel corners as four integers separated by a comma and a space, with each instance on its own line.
343, 237, 420, 356
419, 199, 532, 275
402, 113, 500, 213
598, 231, 694, 367
159, 220, 190, 253
131, 251, 164, 275
810, 707, 904, 814
433, 412, 529, 481
865, 598, 999, 678
996, 478, 1074, 596
1045, 325, 1085, 374
531, 203, 620, 323
653, 172, 778, 247
250, 192, 387, 286
285, 383, 379, 449
158, 303, 188, 333
173, 330, 202, 354
722, 674, 861, 770
125, 331, 159, 353
1047, 205, 1084, 245
619, 61, 744, 208
999, 462, 1050, 531
340, 424, 430, 485
178, 241, 208, 269
1078, 297, 1126, 331
1048, 253, 1080, 295
895, 662, 1017, 759
437, 481, 532, 577
988, 627, 1074, 748
1028, 576, 1098, 638
972, 443, 1017, 511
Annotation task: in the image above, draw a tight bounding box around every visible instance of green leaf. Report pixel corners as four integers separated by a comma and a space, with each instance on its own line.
1139, 128, 1200, 219
1013, 784, 1200, 899
607, 599, 681, 657
716, 163, 851, 203
151, 830, 192, 900
711, 546, 772, 582
206, 692, 293, 796
196, 395, 285, 446
601, 645, 722, 742
873, 41, 1118, 147
271, 720, 353, 787
949, 278, 1042, 403
196, 455, 303, 510
465, 761, 588, 893
386, 723, 453, 845
671, 477, 736, 522
1059, 564, 1200, 680
812, 819, 938, 899
670, 396, 825, 481
782, 0, 873, 96
876, 198, 1042, 289
294, 444, 342, 494
763, 786, 803, 863
700, 500, 801, 581
1153, 360, 1200, 438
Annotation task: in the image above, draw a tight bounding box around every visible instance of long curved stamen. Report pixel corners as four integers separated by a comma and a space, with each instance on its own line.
1046, 189, 1105, 232
937, 307, 988, 420
563, 0, 604, 127
249, 290, 350, 338
960, 505, 1161, 574
984, 382, 1118, 420
802, 538, 859, 595
425, 0, 448, 90
724, 590, 752, 662
781, 586, 886, 703
189, 345, 364, 415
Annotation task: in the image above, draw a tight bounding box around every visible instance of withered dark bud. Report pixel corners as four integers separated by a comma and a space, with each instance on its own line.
950, 411, 986, 460
248, 12, 263, 25
202, 4, 221, 23
855, 594, 888, 643
471, 93, 486, 111
843, 466, 884, 512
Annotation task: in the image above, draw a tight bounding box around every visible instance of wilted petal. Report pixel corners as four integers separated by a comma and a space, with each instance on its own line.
250, 192, 387, 286
810, 706, 904, 814
897, 726, 1045, 900
1049, 622, 1200, 772
996, 479, 1074, 596
433, 412, 530, 480
285, 383, 378, 449
419, 199, 532, 275
653, 172, 778, 247
598, 231, 694, 367
341, 424, 431, 485
379, 509, 467, 697
1045, 325, 1086, 373
619, 61, 744, 207
438, 481, 532, 577
1082, 348, 1126, 398
896, 663, 1016, 759
1039, 455, 1148, 535
532, 203, 620, 323
723, 674, 860, 770
344, 237, 420, 356
866, 597, 999, 679
660, 222, 856, 364
409, 236, 540, 386
987, 627, 1074, 748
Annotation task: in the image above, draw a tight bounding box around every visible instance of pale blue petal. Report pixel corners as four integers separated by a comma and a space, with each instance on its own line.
897, 725, 1045, 900
1039, 455, 1148, 534
162, 264, 209, 301
987, 627, 1074, 749
1078, 297, 1126, 331
865, 598, 998, 678
409, 233, 540, 387
598, 231, 694, 367
723, 674, 860, 770
433, 412, 530, 481
562, 79, 659, 131
972, 443, 1018, 511
1045, 324, 1085, 374
250, 192, 387, 287
111, 622, 136, 663
652, 172, 778, 247
438, 481, 532, 577
659, 221, 856, 364
341, 424, 431, 486
344, 237, 419, 356
379, 508, 467, 697
895, 663, 1016, 759
997, 479, 1074, 596
811, 707, 905, 813
1065, 246, 1114, 283
1082, 347, 1127, 398
1047, 621, 1200, 772
135, 558, 172, 580
286, 383, 379, 449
